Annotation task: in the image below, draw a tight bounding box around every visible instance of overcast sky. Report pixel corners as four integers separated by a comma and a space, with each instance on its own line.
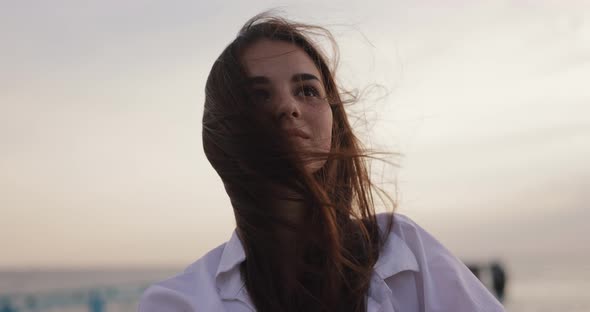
0, 0, 588, 269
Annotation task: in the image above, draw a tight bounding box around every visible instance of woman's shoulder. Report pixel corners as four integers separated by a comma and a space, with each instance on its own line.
138, 243, 227, 312
376, 211, 465, 269
375, 211, 429, 239
376, 211, 416, 226
375, 212, 505, 311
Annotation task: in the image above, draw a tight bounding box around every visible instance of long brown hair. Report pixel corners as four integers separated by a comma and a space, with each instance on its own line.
202, 12, 394, 312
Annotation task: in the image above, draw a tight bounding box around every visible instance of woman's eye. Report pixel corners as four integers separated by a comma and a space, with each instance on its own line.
296, 86, 320, 98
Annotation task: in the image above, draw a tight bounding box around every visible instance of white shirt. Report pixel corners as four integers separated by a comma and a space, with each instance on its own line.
139, 213, 505, 311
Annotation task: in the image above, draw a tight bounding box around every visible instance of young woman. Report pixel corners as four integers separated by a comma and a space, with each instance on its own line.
139, 13, 505, 312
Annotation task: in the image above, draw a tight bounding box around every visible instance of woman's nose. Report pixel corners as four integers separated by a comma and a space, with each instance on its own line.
275, 92, 301, 120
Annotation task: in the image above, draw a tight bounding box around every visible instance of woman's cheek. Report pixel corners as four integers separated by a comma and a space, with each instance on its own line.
307, 102, 333, 152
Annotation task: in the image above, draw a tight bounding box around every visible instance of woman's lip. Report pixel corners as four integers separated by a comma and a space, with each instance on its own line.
284, 129, 310, 139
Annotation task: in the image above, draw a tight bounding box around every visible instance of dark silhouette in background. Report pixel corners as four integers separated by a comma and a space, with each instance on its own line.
465, 261, 508, 303
491, 261, 507, 303
467, 264, 481, 279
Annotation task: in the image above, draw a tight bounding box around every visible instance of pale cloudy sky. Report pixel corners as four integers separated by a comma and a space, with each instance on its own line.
0, 0, 588, 268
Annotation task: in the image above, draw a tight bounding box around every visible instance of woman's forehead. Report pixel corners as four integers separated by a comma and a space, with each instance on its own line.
241, 39, 322, 82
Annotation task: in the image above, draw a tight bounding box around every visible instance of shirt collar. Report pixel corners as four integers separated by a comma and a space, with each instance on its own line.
214, 230, 247, 300
215, 219, 420, 299
216, 230, 246, 277
373, 231, 420, 279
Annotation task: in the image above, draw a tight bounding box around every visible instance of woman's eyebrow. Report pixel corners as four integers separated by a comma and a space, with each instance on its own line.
291, 73, 320, 83
246, 73, 321, 85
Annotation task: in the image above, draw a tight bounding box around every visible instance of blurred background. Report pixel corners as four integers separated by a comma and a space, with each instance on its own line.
1, 0, 589, 311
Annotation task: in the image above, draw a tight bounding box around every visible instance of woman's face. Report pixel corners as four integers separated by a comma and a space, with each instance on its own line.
241, 39, 333, 172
